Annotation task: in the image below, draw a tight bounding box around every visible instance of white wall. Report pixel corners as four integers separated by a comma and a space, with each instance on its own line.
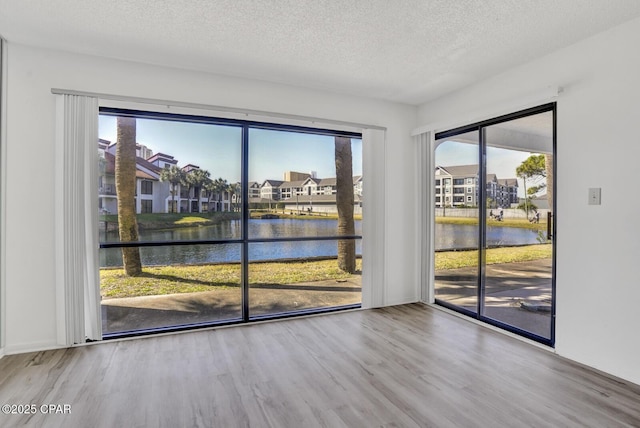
418, 16, 640, 385
2, 43, 418, 353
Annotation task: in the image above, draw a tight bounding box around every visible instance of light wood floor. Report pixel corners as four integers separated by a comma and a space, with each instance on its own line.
1, 304, 639, 427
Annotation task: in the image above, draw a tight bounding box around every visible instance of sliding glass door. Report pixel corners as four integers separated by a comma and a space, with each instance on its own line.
434, 104, 555, 345
434, 131, 479, 316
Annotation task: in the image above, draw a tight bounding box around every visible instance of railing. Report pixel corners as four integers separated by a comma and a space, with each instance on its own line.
99, 185, 116, 195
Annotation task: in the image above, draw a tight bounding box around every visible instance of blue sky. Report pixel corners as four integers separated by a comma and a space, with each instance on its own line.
99, 115, 363, 183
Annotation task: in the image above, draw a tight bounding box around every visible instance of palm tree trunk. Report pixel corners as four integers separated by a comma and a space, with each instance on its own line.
545, 154, 553, 211
115, 117, 142, 276
335, 136, 356, 273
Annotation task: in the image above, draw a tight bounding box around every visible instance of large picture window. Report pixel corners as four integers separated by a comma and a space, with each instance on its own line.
98, 109, 362, 337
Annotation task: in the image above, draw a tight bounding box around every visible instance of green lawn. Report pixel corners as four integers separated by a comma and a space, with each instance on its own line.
435, 244, 552, 270
436, 216, 546, 231
101, 259, 363, 299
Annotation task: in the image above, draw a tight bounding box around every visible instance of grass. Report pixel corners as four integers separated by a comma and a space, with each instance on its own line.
435, 244, 552, 270
436, 216, 546, 231
101, 258, 363, 299
100, 212, 241, 230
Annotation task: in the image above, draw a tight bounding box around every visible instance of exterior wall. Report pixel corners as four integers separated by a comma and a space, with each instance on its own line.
418, 16, 640, 385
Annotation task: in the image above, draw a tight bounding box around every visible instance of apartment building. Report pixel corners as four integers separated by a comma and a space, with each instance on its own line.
435, 165, 518, 208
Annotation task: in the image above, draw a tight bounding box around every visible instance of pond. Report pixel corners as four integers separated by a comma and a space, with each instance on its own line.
435, 223, 542, 251
100, 218, 363, 267
100, 219, 542, 267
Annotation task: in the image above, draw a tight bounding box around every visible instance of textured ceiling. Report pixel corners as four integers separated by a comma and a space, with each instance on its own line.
1, 0, 640, 105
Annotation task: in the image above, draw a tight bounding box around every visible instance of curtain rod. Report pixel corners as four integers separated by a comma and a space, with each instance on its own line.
51, 88, 386, 131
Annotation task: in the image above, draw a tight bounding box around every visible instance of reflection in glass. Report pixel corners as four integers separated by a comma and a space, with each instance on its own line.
434, 131, 479, 314
100, 245, 242, 335
248, 240, 362, 317
483, 111, 553, 339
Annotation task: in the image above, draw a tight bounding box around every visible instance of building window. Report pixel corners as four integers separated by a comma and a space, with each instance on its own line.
466, 187, 473, 193
466, 196, 472, 202
141, 180, 153, 195
141, 200, 153, 213
453, 178, 464, 185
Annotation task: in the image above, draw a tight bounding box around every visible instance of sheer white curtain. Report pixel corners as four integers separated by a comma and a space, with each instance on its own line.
361, 128, 386, 308
414, 131, 435, 303
55, 94, 101, 345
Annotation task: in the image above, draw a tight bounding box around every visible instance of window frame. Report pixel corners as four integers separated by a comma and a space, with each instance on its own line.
98, 107, 364, 338
433, 102, 557, 347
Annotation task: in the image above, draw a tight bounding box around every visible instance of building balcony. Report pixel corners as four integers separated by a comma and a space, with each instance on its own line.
99, 185, 116, 196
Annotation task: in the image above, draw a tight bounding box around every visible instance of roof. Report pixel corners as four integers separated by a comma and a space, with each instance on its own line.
136, 170, 157, 180
102, 151, 159, 179
498, 178, 518, 186
147, 153, 178, 164
436, 165, 479, 177
136, 157, 161, 174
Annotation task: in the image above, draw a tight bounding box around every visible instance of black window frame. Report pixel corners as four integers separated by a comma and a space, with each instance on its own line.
98, 107, 363, 339
434, 102, 557, 347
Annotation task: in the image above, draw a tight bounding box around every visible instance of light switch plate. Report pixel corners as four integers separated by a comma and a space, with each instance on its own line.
588, 188, 601, 205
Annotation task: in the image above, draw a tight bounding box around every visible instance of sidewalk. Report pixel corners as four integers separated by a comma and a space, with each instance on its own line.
101, 276, 362, 334
435, 258, 553, 337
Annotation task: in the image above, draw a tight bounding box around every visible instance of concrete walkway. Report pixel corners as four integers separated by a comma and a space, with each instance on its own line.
435, 258, 553, 337
101, 276, 361, 334
102, 259, 553, 338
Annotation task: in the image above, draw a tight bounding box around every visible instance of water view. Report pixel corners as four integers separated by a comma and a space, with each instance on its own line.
100, 218, 363, 267
435, 223, 541, 251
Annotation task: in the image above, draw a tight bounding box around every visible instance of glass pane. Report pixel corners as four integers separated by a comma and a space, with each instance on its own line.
98, 114, 242, 244
101, 244, 242, 335
434, 131, 479, 313
248, 128, 362, 238
248, 240, 362, 317
247, 128, 363, 316
483, 111, 553, 339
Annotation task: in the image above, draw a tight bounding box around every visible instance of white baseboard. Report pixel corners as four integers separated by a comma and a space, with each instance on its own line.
4, 341, 66, 355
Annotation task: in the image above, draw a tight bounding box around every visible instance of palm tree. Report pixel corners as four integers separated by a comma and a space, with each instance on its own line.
205, 177, 229, 211
160, 166, 186, 213
186, 169, 211, 212
228, 182, 241, 212
115, 117, 142, 276
335, 136, 356, 273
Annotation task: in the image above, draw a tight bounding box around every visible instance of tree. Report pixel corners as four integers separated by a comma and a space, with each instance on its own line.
516, 154, 546, 217
335, 136, 356, 273
205, 177, 227, 212
228, 182, 241, 212
544, 154, 553, 214
186, 169, 211, 213
160, 165, 186, 213
115, 117, 142, 276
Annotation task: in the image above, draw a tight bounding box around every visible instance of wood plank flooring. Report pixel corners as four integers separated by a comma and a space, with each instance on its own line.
1, 303, 639, 427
